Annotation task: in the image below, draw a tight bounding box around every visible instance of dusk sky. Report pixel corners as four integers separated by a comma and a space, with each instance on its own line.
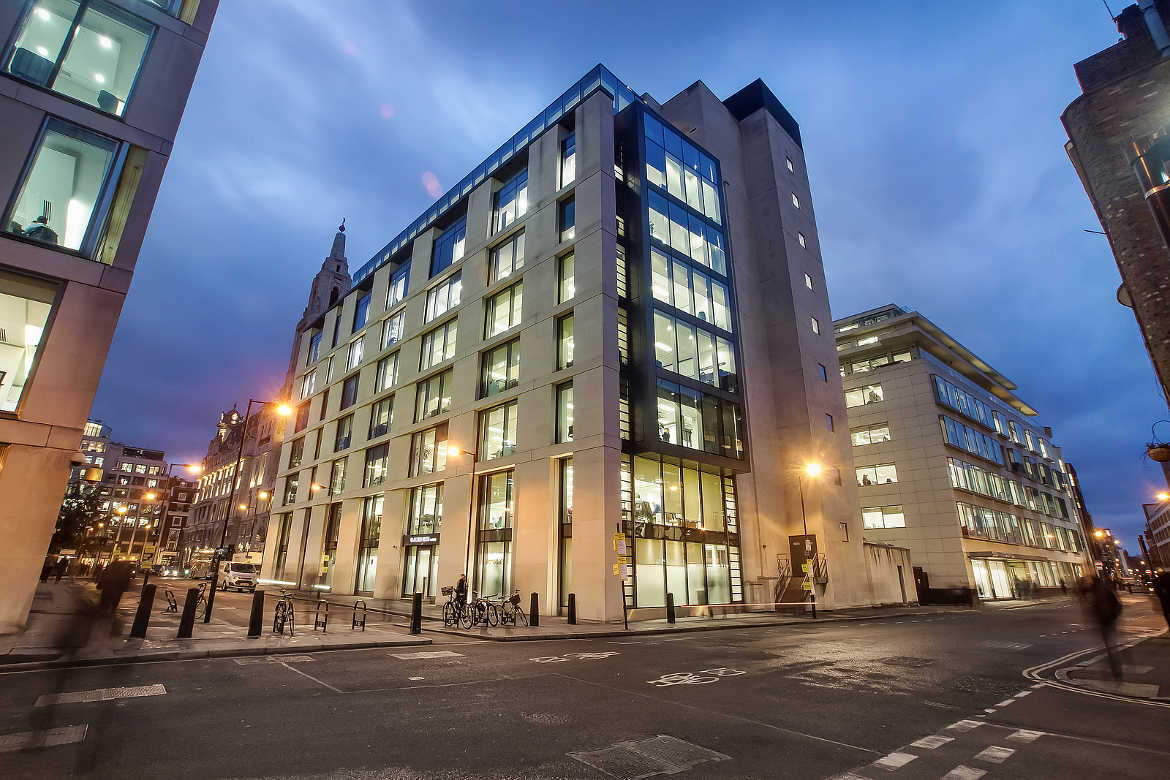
91, 0, 1168, 552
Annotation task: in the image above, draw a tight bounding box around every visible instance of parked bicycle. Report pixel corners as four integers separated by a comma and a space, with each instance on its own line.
497, 590, 528, 627
469, 592, 499, 628
273, 590, 295, 636
441, 586, 472, 630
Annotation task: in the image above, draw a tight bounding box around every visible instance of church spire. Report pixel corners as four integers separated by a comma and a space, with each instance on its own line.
330, 218, 346, 259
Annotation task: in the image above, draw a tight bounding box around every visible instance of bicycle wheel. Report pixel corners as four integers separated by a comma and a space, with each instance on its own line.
458, 605, 473, 630
515, 607, 528, 627
273, 602, 286, 633
486, 603, 500, 627
442, 602, 453, 627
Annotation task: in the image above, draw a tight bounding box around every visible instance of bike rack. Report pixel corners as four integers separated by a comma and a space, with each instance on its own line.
352, 600, 367, 631
164, 589, 178, 613
314, 599, 328, 632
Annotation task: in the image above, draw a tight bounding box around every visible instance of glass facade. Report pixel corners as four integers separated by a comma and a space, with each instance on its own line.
492, 169, 528, 233
355, 496, 382, 593
430, 219, 466, 277
476, 471, 514, 598
0, 269, 57, 412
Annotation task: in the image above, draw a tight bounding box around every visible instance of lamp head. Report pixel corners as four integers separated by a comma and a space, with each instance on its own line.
805, 462, 822, 478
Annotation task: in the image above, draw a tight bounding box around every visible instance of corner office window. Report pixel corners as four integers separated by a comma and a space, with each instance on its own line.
0, 269, 57, 413
5, 0, 153, 117
4, 118, 120, 253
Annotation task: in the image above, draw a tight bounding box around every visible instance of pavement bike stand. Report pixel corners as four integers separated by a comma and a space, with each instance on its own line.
352, 600, 367, 631
314, 599, 328, 632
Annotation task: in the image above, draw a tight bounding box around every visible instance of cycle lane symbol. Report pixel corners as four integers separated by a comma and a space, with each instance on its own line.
647, 668, 746, 687
530, 651, 621, 664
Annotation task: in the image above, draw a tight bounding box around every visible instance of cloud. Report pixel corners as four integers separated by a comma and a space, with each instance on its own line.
420, 171, 441, 198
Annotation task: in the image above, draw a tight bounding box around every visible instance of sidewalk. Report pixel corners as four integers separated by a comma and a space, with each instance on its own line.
0, 580, 430, 671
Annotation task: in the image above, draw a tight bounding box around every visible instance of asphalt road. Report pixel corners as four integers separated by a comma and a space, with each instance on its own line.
1, 595, 1166, 779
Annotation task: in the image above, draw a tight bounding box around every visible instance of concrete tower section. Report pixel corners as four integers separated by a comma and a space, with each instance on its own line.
655, 81, 873, 607
0, 0, 219, 633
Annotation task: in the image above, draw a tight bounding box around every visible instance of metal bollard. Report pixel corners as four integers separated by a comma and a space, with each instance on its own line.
529, 592, 539, 627
130, 584, 156, 639
177, 587, 199, 638
567, 593, 577, 625
410, 592, 422, 635
247, 589, 265, 638
141, 571, 150, 591
666, 592, 676, 624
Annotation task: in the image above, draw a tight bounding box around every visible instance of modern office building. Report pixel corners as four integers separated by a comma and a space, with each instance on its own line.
262, 66, 909, 622
185, 403, 282, 567
836, 305, 1093, 600
1063, 1, 1170, 407
0, 0, 219, 632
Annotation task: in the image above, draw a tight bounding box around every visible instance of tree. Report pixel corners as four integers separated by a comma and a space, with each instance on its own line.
53, 490, 102, 553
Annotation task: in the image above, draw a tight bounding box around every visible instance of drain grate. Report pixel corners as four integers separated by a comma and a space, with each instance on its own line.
570, 735, 729, 778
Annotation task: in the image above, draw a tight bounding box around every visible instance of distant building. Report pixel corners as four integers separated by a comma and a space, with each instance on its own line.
1144, 500, 1170, 571
184, 405, 283, 565
158, 476, 195, 567
836, 305, 1093, 600
1063, 2, 1170, 406
0, 1, 220, 633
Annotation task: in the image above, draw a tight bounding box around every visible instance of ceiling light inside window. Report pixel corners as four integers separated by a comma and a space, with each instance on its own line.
98, 35, 112, 49
35, 7, 51, 21
93, 73, 105, 84
35, 45, 49, 56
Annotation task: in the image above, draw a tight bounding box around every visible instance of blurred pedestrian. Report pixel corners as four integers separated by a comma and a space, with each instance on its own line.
1081, 575, 1123, 680
1153, 570, 1170, 630
54, 557, 68, 583
98, 562, 133, 626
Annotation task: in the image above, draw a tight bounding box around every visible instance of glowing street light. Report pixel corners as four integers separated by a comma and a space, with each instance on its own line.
1157, 492, 1170, 502
258, 490, 269, 501
805, 462, 822, 478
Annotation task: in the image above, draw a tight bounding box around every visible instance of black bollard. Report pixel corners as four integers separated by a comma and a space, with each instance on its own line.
410, 592, 422, 635
141, 571, 151, 591
666, 592, 676, 624
177, 587, 199, 638
529, 592, 539, 627
567, 593, 577, 625
247, 589, 265, 638
130, 584, 156, 638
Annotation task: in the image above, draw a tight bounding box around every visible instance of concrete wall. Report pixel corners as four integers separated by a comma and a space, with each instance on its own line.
863, 543, 915, 606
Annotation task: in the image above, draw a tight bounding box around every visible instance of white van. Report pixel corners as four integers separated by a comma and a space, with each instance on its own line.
218, 561, 258, 592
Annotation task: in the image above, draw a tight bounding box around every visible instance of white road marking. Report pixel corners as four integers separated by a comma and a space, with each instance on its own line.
408, 676, 424, 680
1013, 690, 1032, 698
994, 698, 1015, 707
947, 719, 983, 732
973, 745, 1015, 764
390, 650, 464, 660
910, 735, 953, 749
1006, 729, 1045, 743
36, 684, 166, 707
279, 662, 341, 692
872, 751, 917, 770
983, 708, 997, 713
233, 655, 314, 665
0, 724, 87, 753
942, 764, 986, 779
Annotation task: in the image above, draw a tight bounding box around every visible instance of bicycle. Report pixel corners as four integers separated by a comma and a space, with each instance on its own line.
469, 592, 499, 628
273, 590, 295, 636
497, 590, 528, 627
441, 586, 473, 630
194, 582, 208, 610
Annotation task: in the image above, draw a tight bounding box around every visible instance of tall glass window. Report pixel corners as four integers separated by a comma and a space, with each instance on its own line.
334, 414, 352, 451
307, 331, 322, 364
376, 353, 398, 393
558, 458, 573, 607
363, 443, 387, 487
273, 512, 292, 578
556, 314, 574, 370
346, 336, 364, 371
355, 496, 382, 593
485, 282, 523, 338
387, 263, 409, 309
287, 437, 304, 470
656, 380, 743, 458
4, 118, 119, 252
5, 1, 153, 117
558, 252, 575, 303
420, 320, 457, 370
560, 133, 576, 186
480, 339, 520, 397
381, 311, 404, 350
328, 457, 346, 496
321, 503, 342, 588
352, 292, 370, 332
476, 470, 514, 597
0, 270, 56, 412
430, 218, 466, 277
414, 368, 453, 421
492, 169, 528, 233
408, 483, 443, 535
368, 396, 392, 439
559, 197, 575, 242
556, 382, 574, 443
479, 400, 519, 460
424, 272, 461, 322
409, 423, 448, 477
490, 230, 525, 282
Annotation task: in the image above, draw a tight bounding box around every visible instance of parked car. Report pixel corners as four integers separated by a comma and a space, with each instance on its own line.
218, 561, 258, 592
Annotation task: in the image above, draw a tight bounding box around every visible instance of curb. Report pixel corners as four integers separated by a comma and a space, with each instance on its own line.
428, 607, 971, 642
0, 635, 432, 672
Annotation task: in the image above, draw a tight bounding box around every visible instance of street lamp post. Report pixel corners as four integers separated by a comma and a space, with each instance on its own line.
204, 398, 290, 622
446, 444, 477, 600
797, 462, 821, 618
108, 505, 130, 562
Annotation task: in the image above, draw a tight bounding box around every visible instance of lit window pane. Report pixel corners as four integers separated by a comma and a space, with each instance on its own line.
53, 2, 152, 116
6, 119, 118, 251
0, 269, 56, 412
6, 1, 79, 86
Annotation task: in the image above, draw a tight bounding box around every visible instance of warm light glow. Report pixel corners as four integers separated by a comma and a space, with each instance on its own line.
1094, 530, 1104, 538
805, 462, 822, 478
1157, 492, 1170, 502
115, 506, 127, 515
188, 464, 202, 473
144, 492, 156, 501
275, 404, 293, 416
446, 444, 462, 457
238, 503, 248, 511
258, 491, 269, 500
310, 483, 323, 492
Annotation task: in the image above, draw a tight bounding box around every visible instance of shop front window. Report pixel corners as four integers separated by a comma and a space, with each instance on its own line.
355, 495, 381, 593
476, 470, 514, 597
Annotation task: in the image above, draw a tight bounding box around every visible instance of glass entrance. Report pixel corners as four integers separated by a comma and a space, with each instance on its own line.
402, 545, 438, 597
